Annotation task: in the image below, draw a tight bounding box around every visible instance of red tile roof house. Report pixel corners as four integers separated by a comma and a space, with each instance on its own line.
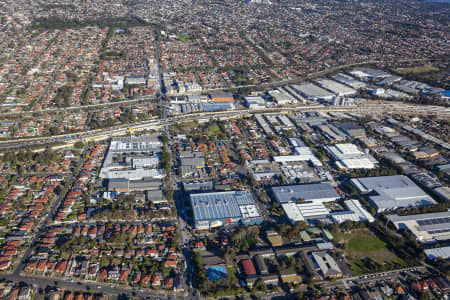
0, 260, 11, 270
164, 277, 174, 289
152, 274, 162, 287
140, 275, 151, 285
55, 261, 68, 274
164, 260, 177, 268
120, 269, 130, 282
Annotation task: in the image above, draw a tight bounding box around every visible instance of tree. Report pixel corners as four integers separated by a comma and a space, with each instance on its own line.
74, 141, 84, 149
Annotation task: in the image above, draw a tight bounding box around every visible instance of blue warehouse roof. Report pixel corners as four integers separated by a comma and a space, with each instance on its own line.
190, 191, 258, 223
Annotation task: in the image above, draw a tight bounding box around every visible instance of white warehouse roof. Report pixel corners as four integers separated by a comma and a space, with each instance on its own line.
282, 202, 330, 223
315, 79, 357, 96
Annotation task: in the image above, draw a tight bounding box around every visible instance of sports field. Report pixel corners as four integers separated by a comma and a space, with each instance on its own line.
335, 230, 404, 274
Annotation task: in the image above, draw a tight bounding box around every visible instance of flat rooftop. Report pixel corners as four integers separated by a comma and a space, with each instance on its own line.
271, 183, 339, 204
291, 83, 335, 100
190, 191, 261, 224
352, 175, 436, 211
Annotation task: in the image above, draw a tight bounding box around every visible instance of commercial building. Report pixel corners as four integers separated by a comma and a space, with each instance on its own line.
190, 191, 263, 229
325, 143, 378, 169
317, 124, 348, 142
433, 186, 450, 202
243, 96, 265, 109
147, 190, 166, 204
311, 251, 342, 279
100, 135, 163, 179
105, 168, 164, 180
131, 156, 160, 168
332, 73, 366, 89
108, 178, 162, 192
315, 79, 356, 96
241, 259, 257, 278
267, 89, 293, 105
125, 76, 146, 86
424, 246, 450, 260
352, 175, 437, 212
330, 199, 375, 224
108, 136, 162, 153
387, 211, 450, 243
273, 146, 322, 167
255, 114, 274, 135
202, 103, 235, 111
282, 202, 330, 224
182, 181, 213, 192
379, 152, 406, 164
291, 83, 335, 101
271, 183, 340, 204
337, 122, 366, 138
349, 69, 392, 81
179, 151, 206, 178
210, 92, 234, 102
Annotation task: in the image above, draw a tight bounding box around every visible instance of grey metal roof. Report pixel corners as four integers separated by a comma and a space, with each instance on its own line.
352, 175, 436, 211
311, 251, 342, 276
271, 183, 339, 203
424, 246, 450, 260
387, 211, 450, 223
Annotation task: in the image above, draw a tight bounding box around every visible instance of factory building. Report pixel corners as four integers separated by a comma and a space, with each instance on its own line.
108, 178, 162, 193
387, 211, 450, 243
190, 191, 263, 229
282, 202, 330, 224
325, 143, 378, 169
267, 89, 293, 105
352, 175, 437, 212
244, 96, 265, 109
273, 146, 322, 167
349, 69, 392, 81
337, 122, 366, 138
332, 73, 366, 89
315, 79, 357, 97
108, 135, 162, 153
271, 183, 340, 204
330, 199, 375, 224
209, 92, 234, 102
291, 83, 335, 101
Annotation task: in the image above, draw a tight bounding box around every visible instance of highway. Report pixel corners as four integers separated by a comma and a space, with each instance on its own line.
0, 102, 449, 151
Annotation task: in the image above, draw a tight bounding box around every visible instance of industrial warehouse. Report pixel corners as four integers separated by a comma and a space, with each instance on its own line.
387, 211, 450, 244
351, 175, 437, 212
325, 143, 378, 169
190, 191, 263, 229
271, 183, 340, 204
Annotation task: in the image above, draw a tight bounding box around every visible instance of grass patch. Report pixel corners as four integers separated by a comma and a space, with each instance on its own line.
347, 234, 387, 252
206, 124, 222, 136
177, 33, 192, 43
394, 65, 439, 75
337, 231, 404, 275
